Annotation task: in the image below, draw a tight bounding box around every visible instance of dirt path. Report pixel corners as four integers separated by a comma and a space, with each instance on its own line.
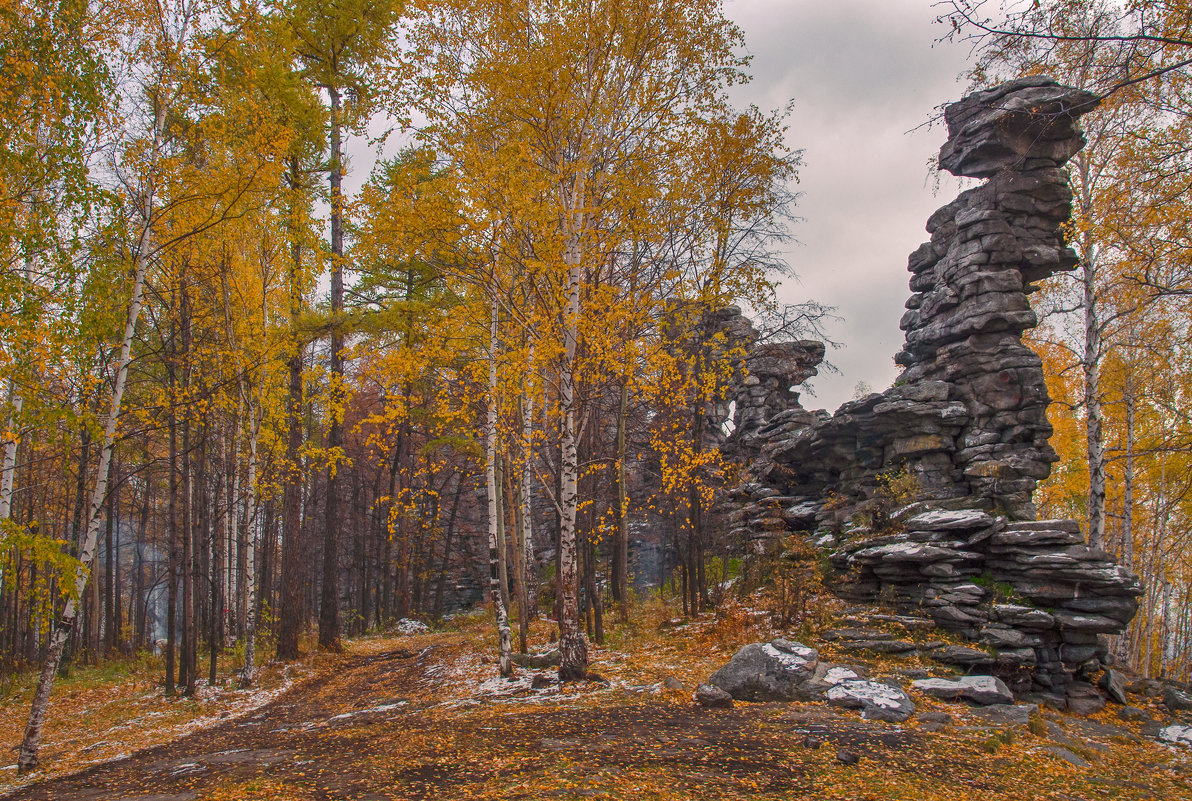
0, 640, 920, 801
3, 637, 1188, 800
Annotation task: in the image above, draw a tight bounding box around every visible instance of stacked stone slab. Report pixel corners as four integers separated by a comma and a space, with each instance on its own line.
722, 78, 1142, 699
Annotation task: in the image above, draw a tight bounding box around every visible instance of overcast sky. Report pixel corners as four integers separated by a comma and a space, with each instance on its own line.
725, 0, 975, 411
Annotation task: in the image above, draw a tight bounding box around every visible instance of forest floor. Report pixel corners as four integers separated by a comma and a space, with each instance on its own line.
0, 602, 1190, 800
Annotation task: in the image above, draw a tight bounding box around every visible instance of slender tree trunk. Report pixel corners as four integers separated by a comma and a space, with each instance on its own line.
167, 344, 179, 692
612, 381, 629, 618
518, 382, 538, 620
0, 383, 22, 524
18, 154, 158, 768
104, 480, 116, 653
278, 157, 306, 662
319, 84, 345, 653
240, 399, 262, 687
1076, 159, 1106, 549
433, 475, 463, 621
557, 217, 589, 681
181, 285, 196, 697
486, 299, 513, 677
1116, 372, 1136, 663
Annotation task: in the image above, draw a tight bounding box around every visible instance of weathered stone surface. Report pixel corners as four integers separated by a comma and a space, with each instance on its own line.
694, 683, 733, 709
1066, 682, 1106, 716
1099, 669, 1128, 705
928, 645, 996, 668
706, 640, 818, 702
1042, 745, 1090, 768
912, 675, 1013, 706
1164, 684, 1192, 711
825, 679, 916, 723
971, 703, 1038, 727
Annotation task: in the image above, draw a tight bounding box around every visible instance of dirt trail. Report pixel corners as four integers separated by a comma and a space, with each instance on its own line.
4, 636, 1187, 801
0, 639, 916, 801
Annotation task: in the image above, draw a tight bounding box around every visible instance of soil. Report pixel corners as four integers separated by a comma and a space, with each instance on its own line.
3, 636, 1189, 801
0, 640, 920, 801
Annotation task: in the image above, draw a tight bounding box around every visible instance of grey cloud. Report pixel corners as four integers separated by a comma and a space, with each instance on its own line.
727, 0, 972, 411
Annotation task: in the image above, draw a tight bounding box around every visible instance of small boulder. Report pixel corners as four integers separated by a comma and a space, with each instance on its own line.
825, 679, 916, 723
912, 675, 1013, 706
663, 676, 684, 691
706, 640, 818, 702
1098, 668, 1128, 705
1163, 684, 1192, 712
1116, 705, 1153, 723
695, 683, 733, 709
396, 618, 430, 635
836, 749, 861, 765
928, 645, 996, 668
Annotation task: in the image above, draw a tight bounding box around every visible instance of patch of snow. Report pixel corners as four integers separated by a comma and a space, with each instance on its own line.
824, 667, 861, 686
762, 644, 812, 667
826, 680, 907, 710
905, 509, 994, 530
327, 701, 408, 722
1160, 724, 1192, 746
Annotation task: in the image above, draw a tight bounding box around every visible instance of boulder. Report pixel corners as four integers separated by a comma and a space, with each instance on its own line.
1098, 668, 1128, 705
395, 618, 429, 635
825, 679, 916, 723
706, 640, 818, 702
1164, 684, 1192, 712
694, 683, 733, 709
912, 675, 1013, 706
1116, 705, 1152, 723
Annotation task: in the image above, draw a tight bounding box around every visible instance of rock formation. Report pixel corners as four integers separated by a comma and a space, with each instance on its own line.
723, 77, 1142, 703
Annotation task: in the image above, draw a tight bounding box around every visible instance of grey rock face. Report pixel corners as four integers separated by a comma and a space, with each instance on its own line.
912, 675, 1013, 706
715, 79, 1140, 697
938, 77, 1098, 178
706, 640, 819, 702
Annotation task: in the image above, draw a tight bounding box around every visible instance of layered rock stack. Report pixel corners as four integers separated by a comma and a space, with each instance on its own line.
721, 78, 1142, 700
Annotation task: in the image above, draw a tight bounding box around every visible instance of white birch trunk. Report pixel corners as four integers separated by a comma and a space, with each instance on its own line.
487, 298, 513, 677
0, 385, 21, 523
1076, 159, 1106, 549
519, 362, 536, 612
18, 220, 153, 771
240, 406, 261, 688
17, 43, 177, 766
557, 188, 589, 680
